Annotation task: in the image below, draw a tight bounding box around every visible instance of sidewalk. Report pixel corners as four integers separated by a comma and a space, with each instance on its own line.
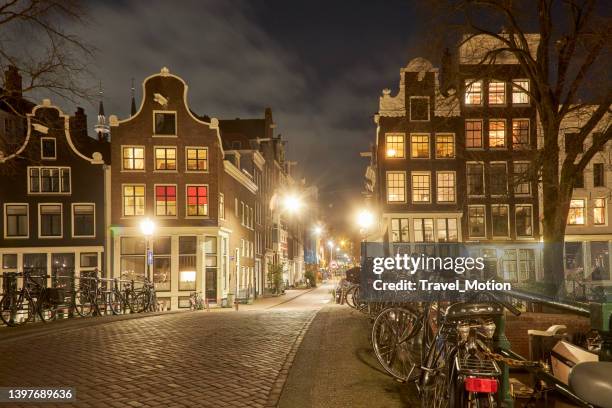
206, 287, 317, 312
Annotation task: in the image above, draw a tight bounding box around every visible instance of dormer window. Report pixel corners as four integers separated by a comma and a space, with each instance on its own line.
41, 138, 56, 160
153, 111, 176, 136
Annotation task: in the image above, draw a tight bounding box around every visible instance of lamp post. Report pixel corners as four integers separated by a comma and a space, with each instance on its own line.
140, 218, 155, 282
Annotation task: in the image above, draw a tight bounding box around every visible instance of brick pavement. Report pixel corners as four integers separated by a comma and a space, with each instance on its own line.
0, 305, 319, 407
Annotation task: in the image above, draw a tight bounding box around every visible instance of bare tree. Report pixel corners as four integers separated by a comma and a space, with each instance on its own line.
0, 0, 93, 104
428, 0, 612, 292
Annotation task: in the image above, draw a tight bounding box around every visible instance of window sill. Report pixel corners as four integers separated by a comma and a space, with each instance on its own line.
152, 134, 177, 138
120, 170, 146, 173
3, 236, 29, 240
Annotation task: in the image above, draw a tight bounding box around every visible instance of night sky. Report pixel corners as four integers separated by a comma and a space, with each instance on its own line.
73, 1, 433, 231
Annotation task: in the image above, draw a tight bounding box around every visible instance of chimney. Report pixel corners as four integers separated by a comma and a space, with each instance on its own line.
69, 107, 88, 140
4, 65, 22, 97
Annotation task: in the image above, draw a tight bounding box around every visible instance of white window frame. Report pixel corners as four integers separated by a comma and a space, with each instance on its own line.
386, 171, 406, 204
38, 203, 63, 239
40, 137, 57, 160
487, 80, 506, 106
489, 161, 508, 197
121, 145, 145, 172
185, 146, 209, 173
152, 110, 177, 137
409, 96, 430, 122
491, 204, 510, 238
512, 161, 532, 196
122, 183, 146, 217
385, 133, 405, 159
71, 203, 96, 238
515, 204, 534, 238
511, 118, 530, 150
436, 171, 456, 203
512, 79, 530, 105
27, 166, 72, 195
465, 119, 484, 149
468, 205, 487, 238
488, 119, 507, 149
411, 171, 431, 203
410, 133, 430, 159
3, 203, 29, 239
435, 133, 455, 159
185, 184, 209, 218
219, 193, 225, 220
467, 162, 485, 197
568, 199, 586, 225
464, 79, 483, 106
154, 183, 178, 218
593, 198, 607, 226
153, 145, 178, 172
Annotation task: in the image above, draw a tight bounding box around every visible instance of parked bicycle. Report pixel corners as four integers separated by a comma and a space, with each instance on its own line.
189, 292, 204, 310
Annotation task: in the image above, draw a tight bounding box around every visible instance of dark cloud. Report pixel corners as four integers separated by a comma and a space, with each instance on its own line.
24, 0, 426, 231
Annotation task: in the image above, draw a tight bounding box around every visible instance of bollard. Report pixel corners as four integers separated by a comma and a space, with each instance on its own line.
205, 298, 210, 312
494, 313, 513, 407
234, 300, 239, 311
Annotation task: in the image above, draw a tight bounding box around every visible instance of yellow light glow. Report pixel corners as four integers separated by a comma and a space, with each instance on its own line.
386, 148, 397, 157
140, 218, 156, 236
357, 209, 374, 229
282, 194, 303, 213
180, 271, 196, 282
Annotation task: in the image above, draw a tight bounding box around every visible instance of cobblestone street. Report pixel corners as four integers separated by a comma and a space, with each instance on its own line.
0, 288, 328, 408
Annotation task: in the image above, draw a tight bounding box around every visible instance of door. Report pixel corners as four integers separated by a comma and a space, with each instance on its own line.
205, 268, 217, 301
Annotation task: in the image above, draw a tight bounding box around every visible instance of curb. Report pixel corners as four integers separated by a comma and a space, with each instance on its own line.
264, 310, 318, 407
265, 287, 316, 310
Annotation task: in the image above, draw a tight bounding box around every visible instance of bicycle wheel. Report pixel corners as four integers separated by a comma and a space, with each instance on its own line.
345, 285, 358, 308
131, 291, 148, 313
73, 289, 95, 317
109, 291, 126, 315
372, 306, 422, 382
420, 340, 452, 408
37, 294, 58, 323
0, 295, 35, 326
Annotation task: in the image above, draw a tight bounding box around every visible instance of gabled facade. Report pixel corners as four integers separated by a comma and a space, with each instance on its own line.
0, 75, 110, 290
108, 67, 256, 309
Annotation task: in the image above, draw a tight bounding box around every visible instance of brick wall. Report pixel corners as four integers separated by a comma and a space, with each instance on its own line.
504, 312, 590, 358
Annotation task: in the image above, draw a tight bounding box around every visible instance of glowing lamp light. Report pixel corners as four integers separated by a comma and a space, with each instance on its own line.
386, 148, 397, 157
357, 209, 374, 230
282, 194, 303, 213
140, 218, 156, 236
313, 226, 323, 235
327, 240, 334, 248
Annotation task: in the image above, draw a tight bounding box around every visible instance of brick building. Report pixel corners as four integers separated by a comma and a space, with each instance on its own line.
108, 67, 256, 309
0, 67, 110, 288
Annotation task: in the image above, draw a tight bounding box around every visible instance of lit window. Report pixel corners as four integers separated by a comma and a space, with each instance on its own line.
179, 236, 197, 290
154, 112, 176, 135
73, 204, 95, 237
513, 162, 531, 196
122, 147, 144, 170
5, 204, 28, 238
385, 134, 405, 158
512, 80, 529, 104
155, 185, 177, 216
41, 138, 56, 159
410, 97, 429, 121
502, 250, 518, 282
411, 172, 431, 203
594, 198, 606, 225
491, 205, 509, 237
436, 172, 455, 203
518, 249, 535, 281
467, 163, 484, 196
187, 185, 208, 216
40, 204, 62, 237
155, 147, 177, 170
465, 120, 483, 148
488, 81, 506, 105
489, 120, 506, 148
28, 167, 70, 193
123, 185, 145, 216
468, 206, 486, 238
391, 218, 410, 243
489, 163, 508, 196
437, 218, 458, 242
386, 172, 405, 203
186, 147, 208, 171
435, 134, 455, 158
410, 134, 430, 158
515, 205, 533, 237
465, 80, 482, 105
512, 119, 530, 149
414, 218, 434, 242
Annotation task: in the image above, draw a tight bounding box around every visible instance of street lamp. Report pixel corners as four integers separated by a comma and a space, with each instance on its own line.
282, 194, 303, 214
357, 209, 374, 270
140, 218, 156, 282
313, 225, 323, 236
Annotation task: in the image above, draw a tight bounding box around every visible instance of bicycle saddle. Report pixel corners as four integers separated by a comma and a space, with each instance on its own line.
568, 361, 612, 408
445, 302, 504, 320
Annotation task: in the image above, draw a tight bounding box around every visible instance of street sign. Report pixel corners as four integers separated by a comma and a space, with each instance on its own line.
147, 249, 153, 265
